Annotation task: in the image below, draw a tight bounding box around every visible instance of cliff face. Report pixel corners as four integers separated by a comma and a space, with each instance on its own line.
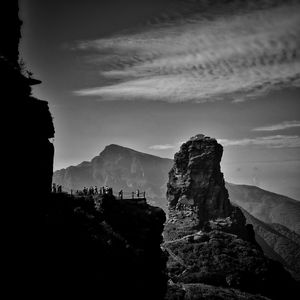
164, 135, 299, 300
3, 1, 55, 296
2, 0, 55, 201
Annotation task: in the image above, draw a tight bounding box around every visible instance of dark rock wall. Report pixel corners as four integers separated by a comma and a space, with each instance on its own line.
2, 0, 55, 200
2, 1, 55, 297
0, 0, 22, 66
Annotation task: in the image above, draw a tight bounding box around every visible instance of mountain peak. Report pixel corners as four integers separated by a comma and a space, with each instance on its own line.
100, 144, 171, 161
100, 144, 137, 156
189, 133, 215, 142
103, 144, 128, 151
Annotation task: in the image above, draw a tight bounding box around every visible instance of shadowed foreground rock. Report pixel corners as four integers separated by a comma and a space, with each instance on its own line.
164, 135, 299, 300
43, 193, 167, 299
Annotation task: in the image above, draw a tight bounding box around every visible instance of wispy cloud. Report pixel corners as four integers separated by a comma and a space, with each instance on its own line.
149, 144, 175, 150
218, 135, 300, 148
74, 0, 300, 103
252, 120, 300, 131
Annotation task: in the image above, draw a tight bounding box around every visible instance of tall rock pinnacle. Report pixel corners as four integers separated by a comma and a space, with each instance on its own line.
167, 134, 232, 226
164, 135, 299, 299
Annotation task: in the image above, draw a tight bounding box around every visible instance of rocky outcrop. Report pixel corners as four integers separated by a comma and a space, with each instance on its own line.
164, 135, 299, 300
165, 134, 253, 241
164, 229, 298, 300
167, 134, 232, 222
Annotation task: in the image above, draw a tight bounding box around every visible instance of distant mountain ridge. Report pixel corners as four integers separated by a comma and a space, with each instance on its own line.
240, 208, 300, 281
226, 183, 300, 235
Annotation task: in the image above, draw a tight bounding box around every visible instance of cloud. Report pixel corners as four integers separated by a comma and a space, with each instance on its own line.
218, 135, 300, 148
149, 144, 175, 150
74, 0, 300, 103
252, 120, 300, 131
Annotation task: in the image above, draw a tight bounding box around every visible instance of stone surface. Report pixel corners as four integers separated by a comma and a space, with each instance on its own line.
167, 134, 232, 226
165, 135, 253, 242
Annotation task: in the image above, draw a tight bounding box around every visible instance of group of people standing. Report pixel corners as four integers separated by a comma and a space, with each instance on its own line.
52, 183, 145, 200
80, 186, 113, 196
52, 183, 62, 193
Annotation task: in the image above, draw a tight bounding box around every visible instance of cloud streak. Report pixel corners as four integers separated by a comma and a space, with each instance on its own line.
74, 0, 300, 102
252, 120, 300, 131
149, 144, 175, 150
218, 135, 300, 148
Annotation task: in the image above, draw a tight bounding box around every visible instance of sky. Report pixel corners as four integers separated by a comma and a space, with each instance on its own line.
20, 0, 300, 199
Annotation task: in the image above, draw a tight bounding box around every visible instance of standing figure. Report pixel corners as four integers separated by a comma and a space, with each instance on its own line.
52, 183, 57, 193
89, 186, 94, 195
118, 190, 123, 200
104, 186, 109, 195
